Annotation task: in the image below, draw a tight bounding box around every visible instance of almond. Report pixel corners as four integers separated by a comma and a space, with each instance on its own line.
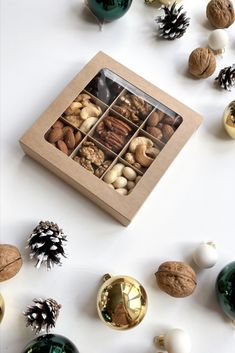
147, 110, 164, 127
162, 124, 174, 142
161, 116, 175, 126
64, 129, 75, 149
48, 127, 64, 143
57, 140, 69, 154
146, 126, 163, 140
52, 120, 64, 129
75, 131, 82, 146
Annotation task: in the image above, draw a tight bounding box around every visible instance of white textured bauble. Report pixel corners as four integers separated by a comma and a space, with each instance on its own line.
164, 329, 191, 353
193, 242, 218, 269
208, 29, 229, 51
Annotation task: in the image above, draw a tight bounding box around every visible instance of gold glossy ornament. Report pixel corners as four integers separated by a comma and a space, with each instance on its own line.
97, 274, 147, 330
0, 294, 5, 323
223, 100, 235, 139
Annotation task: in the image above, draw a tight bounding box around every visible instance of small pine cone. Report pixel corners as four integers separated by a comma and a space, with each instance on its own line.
23, 298, 61, 334
156, 2, 190, 40
27, 221, 67, 269
215, 64, 235, 91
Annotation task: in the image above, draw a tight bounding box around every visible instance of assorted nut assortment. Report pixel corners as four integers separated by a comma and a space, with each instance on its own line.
145, 109, 182, 143
45, 69, 183, 194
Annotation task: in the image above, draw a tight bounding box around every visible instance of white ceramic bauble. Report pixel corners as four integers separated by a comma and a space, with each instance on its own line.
208, 29, 229, 51
158, 329, 191, 353
193, 242, 218, 269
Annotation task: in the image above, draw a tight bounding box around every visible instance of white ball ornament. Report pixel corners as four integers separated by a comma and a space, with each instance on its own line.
208, 29, 229, 52
193, 242, 218, 269
155, 328, 191, 353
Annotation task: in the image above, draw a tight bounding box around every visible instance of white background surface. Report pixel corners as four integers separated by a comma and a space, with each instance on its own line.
1, 0, 235, 352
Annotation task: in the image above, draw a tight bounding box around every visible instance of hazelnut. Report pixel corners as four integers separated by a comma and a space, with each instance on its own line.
188, 48, 216, 78
0, 244, 23, 282
155, 261, 197, 298
207, 0, 234, 29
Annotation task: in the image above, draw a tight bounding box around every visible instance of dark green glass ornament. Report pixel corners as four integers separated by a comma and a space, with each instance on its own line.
87, 0, 132, 21
21, 334, 79, 353
216, 261, 235, 321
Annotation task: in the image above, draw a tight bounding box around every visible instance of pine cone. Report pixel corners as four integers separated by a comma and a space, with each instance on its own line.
215, 64, 235, 91
156, 2, 190, 40
24, 298, 61, 334
27, 221, 67, 269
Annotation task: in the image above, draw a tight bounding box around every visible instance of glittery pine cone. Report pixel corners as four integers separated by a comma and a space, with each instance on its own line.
27, 221, 67, 269
24, 298, 61, 334
215, 64, 235, 91
156, 2, 190, 40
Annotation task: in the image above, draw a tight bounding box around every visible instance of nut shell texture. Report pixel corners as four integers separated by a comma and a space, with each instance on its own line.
188, 48, 216, 78
0, 244, 22, 282
155, 261, 197, 298
207, 0, 234, 28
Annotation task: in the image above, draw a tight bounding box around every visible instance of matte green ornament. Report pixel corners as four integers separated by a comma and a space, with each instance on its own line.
21, 334, 79, 353
216, 261, 235, 321
87, 0, 132, 21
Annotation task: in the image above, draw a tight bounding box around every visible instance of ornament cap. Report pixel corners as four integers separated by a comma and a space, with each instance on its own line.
154, 329, 191, 353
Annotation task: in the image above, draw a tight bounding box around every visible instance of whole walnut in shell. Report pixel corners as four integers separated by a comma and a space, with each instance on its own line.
207, 0, 234, 28
155, 261, 197, 298
188, 48, 216, 79
0, 244, 23, 282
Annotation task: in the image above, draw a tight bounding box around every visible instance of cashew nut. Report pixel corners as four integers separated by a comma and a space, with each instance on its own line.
129, 137, 153, 153
80, 117, 98, 133
124, 152, 135, 165
64, 102, 83, 116
75, 93, 91, 102
122, 167, 137, 181
146, 147, 160, 158
112, 163, 125, 176
116, 188, 128, 195
135, 144, 154, 167
65, 115, 83, 128
80, 105, 101, 120
103, 170, 118, 184
113, 176, 128, 189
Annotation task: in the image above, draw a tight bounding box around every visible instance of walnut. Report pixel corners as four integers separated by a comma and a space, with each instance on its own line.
155, 261, 197, 298
188, 48, 216, 79
74, 156, 94, 173
80, 142, 104, 166
0, 244, 23, 282
94, 160, 112, 178
207, 0, 234, 28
